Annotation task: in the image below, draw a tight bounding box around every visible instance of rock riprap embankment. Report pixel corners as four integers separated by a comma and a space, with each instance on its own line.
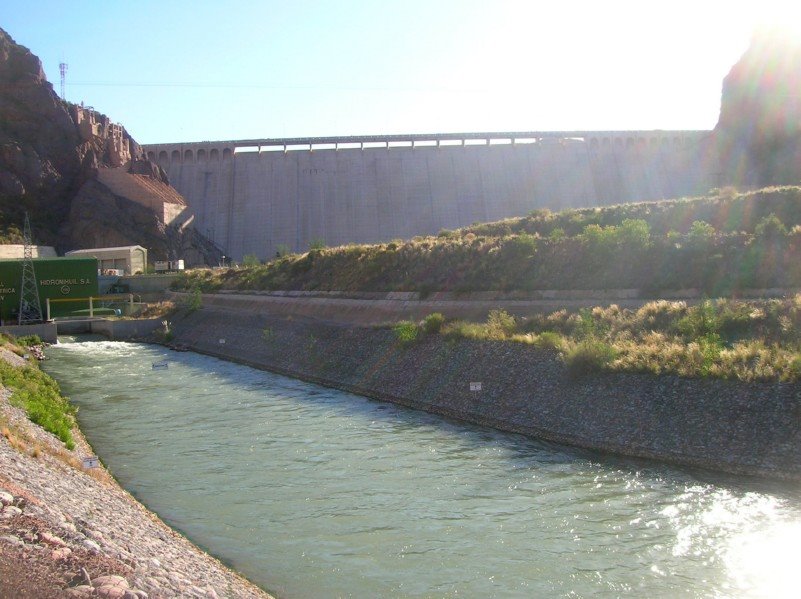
168, 306, 801, 480
1, 366, 272, 598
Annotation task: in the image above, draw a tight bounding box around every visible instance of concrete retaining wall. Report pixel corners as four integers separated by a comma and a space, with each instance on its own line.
0, 245, 57, 259
52, 318, 164, 340
90, 318, 164, 340
168, 306, 801, 480
187, 290, 650, 325
173, 288, 800, 327
119, 274, 179, 294
145, 131, 717, 261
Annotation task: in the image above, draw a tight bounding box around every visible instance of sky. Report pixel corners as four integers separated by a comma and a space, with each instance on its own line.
2, 1, 797, 145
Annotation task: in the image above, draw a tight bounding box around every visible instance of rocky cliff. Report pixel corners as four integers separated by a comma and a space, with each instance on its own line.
0, 27, 220, 265
715, 28, 801, 186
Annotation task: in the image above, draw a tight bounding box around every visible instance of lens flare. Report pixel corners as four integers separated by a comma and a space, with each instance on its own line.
725, 520, 801, 598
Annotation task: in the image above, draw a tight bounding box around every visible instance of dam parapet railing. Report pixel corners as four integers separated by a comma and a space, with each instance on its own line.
144, 130, 712, 162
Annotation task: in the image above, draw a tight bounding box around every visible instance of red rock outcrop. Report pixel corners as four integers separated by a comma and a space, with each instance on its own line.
0, 27, 219, 265
715, 28, 801, 186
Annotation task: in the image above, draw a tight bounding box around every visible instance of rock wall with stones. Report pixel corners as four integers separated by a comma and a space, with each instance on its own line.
168, 305, 801, 480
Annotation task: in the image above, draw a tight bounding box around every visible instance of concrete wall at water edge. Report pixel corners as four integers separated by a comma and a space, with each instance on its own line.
144, 131, 717, 261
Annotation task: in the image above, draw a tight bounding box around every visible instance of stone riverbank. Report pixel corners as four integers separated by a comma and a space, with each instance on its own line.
169, 305, 801, 481
0, 348, 273, 598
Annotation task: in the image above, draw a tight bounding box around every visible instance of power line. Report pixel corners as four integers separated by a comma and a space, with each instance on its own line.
64, 81, 488, 93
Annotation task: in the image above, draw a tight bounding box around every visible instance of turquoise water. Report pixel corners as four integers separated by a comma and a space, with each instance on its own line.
44, 339, 801, 598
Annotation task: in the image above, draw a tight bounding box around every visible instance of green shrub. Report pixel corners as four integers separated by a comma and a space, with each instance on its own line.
575, 308, 600, 339
687, 220, 716, 244
754, 213, 788, 238
393, 321, 419, 345
16, 335, 43, 347
618, 219, 651, 247
564, 339, 618, 377
676, 299, 719, 338
184, 287, 202, 313
309, 238, 326, 251
698, 332, 724, 377
581, 223, 615, 248
442, 320, 488, 340
787, 355, 801, 381
0, 360, 75, 449
422, 312, 445, 334
486, 309, 516, 338
500, 233, 538, 259
532, 331, 565, 350
242, 254, 261, 267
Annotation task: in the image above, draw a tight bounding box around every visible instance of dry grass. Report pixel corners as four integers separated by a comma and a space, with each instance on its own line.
428, 297, 801, 381
133, 300, 176, 319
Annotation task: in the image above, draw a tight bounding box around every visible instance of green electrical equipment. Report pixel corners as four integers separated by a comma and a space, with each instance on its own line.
0, 257, 99, 324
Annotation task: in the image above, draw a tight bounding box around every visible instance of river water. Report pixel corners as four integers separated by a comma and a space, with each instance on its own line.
43, 339, 801, 598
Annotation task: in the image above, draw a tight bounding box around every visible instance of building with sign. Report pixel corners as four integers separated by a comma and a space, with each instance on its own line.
65, 246, 147, 276
0, 257, 99, 323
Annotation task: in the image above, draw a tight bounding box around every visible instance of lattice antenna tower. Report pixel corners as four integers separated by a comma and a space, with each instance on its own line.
59, 62, 68, 100
18, 213, 43, 325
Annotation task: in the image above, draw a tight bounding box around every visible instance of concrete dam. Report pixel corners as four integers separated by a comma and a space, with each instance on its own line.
144, 130, 718, 261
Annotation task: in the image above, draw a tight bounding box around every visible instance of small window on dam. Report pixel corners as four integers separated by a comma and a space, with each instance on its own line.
184, 149, 194, 162
223, 148, 232, 161
210, 149, 219, 160
197, 149, 207, 161
158, 151, 168, 163
171, 150, 181, 163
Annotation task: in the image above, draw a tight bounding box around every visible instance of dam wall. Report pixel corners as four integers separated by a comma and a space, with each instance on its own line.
144, 131, 718, 261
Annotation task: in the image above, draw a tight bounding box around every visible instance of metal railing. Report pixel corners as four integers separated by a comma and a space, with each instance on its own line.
45, 294, 135, 320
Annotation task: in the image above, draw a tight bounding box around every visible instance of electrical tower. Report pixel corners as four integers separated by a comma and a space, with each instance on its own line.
18, 213, 43, 325
59, 62, 68, 100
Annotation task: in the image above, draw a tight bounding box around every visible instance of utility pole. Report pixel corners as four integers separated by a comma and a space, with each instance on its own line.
18, 213, 43, 325
59, 62, 68, 100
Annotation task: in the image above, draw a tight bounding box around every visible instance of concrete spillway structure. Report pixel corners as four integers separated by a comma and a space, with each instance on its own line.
144, 130, 717, 261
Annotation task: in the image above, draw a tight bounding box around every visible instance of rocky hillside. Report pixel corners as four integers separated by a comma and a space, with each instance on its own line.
0, 27, 219, 265
715, 28, 801, 186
